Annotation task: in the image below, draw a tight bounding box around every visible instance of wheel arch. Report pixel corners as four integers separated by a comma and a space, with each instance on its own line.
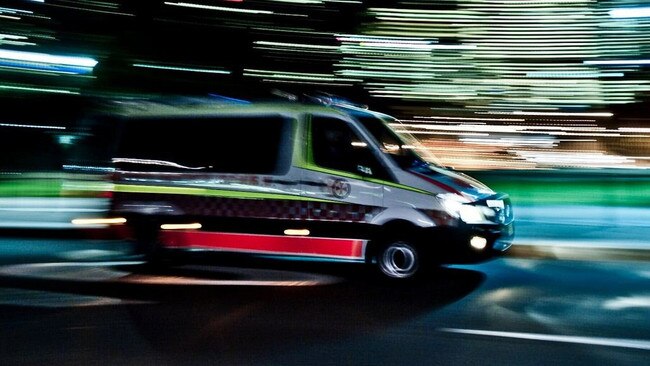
365, 219, 424, 263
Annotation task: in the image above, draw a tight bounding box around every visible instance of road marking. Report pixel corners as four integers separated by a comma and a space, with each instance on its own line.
439, 328, 650, 351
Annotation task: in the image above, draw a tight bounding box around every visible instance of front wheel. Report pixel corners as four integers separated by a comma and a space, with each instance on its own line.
376, 241, 420, 280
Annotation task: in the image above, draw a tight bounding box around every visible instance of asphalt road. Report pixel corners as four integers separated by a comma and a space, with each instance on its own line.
0, 237, 648, 365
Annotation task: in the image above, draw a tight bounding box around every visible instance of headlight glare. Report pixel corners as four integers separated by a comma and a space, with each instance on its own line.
436, 193, 487, 224
459, 205, 485, 224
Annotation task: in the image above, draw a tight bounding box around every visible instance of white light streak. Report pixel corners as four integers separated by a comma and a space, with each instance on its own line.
133, 63, 230, 74
504, 111, 613, 117
71, 218, 126, 225
284, 229, 310, 236
161, 223, 202, 230
526, 72, 624, 78
112, 158, 210, 170
164, 2, 274, 15
0, 7, 33, 14
0, 123, 65, 130
609, 7, 650, 18
0, 85, 79, 94
254, 41, 338, 50
440, 328, 650, 351
0, 49, 97, 67
603, 295, 650, 310
584, 59, 650, 66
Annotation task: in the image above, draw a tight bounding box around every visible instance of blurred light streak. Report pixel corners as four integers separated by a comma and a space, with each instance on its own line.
0, 49, 97, 73
132, 63, 230, 75
584, 59, 650, 65
396, 122, 624, 135
0, 85, 79, 94
47, 3, 134, 17
112, 158, 210, 170
393, 130, 489, 137
619, 127, 650, 133
526, 72, 624, 78
0, 7, 32, 15
161, 223, 202, 230
609, 7, 650, 18
71, 217, 126, 225
254, 41, 338, 51
164, 2, 274, 15
439, 328, 650, 351
0, 123, 64, 130
493, 111, 613, 117
0, 40, 36, 46
335, 2, 650, 108
414, 116, 526, 122
324, 0, 361, 3
0, 34, 27, 40
460, 137, 559, 148
514, 151, 636, 167
270, 0, 322, 3
244, 68, 361, 83
603, 295, 650, 310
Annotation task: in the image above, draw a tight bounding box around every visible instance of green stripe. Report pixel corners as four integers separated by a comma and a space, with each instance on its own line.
300, 164, 432, 195
0, 179, 63, 197
113, 184, 338, 203
302, 117, 432, 196
305, 115, 315, 165
366, 177, 433, 195
291, 119, 305, 166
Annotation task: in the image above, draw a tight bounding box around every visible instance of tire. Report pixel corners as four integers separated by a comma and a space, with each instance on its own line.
375, 240, 420, 280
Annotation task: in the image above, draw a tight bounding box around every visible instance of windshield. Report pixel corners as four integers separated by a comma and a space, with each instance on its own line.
355, 114, 442, 170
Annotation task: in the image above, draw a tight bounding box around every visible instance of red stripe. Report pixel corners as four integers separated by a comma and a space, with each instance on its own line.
409, 171, 461, 195
160, 231, 366, 259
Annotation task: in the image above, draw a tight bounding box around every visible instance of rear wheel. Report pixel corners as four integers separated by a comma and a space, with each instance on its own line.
375, 240, 420, 280
132, 220, 170, 268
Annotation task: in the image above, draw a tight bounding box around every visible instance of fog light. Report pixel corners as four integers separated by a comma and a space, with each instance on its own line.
470, 236, 487, 250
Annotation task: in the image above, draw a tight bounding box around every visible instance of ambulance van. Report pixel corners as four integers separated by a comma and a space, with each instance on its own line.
68, 99, 514, 280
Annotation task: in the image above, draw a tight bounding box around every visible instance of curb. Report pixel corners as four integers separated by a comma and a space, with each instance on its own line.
507, 243, 650, 262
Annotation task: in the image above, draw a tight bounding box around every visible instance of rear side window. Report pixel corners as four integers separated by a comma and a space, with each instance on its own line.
115, 116, 290, 174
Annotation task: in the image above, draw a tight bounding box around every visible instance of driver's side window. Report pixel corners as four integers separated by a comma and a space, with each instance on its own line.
311, 116, 391, 181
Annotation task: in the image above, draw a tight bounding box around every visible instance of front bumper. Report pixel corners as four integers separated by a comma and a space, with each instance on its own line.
425, 220, 515, 264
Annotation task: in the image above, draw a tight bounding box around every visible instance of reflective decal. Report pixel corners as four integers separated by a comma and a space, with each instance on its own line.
329, 179, 351, 199
161, 231, 366, 260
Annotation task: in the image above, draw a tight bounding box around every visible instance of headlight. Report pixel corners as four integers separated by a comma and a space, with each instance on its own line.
459, 205, 485, 223
436, 193, 487, 224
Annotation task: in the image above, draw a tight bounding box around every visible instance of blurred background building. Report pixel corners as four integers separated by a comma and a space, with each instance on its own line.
1, 0, 649, 172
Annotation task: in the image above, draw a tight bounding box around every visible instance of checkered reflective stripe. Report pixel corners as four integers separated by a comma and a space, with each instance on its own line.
113, 192, 384, 223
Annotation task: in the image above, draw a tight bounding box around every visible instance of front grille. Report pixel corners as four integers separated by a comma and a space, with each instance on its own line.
477, 194, 513, 224
503, 198, 514, 223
